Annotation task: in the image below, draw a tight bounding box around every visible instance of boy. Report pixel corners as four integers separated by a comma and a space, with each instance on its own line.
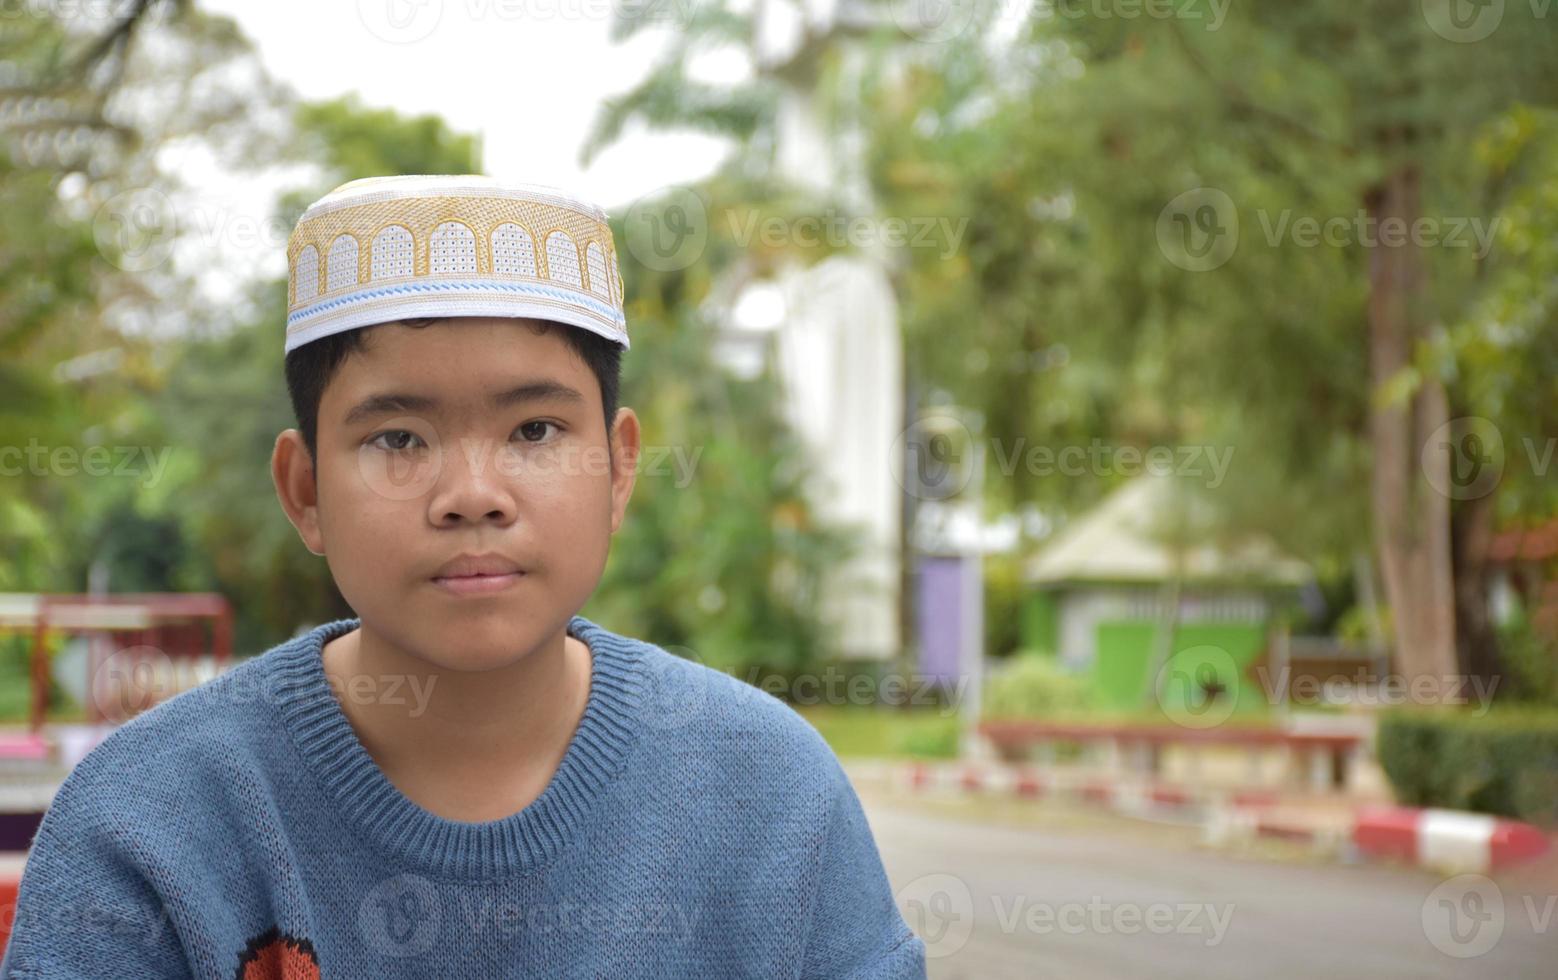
1, 176, 927, 978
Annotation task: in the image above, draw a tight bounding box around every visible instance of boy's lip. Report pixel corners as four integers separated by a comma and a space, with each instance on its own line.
431, 552, 525, 580
432, 571, 523, 596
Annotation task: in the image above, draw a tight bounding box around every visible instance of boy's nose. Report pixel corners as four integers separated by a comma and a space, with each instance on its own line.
427, 442, 518, 528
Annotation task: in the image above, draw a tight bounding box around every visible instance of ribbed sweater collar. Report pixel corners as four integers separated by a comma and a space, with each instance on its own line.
266, 614, 645, 881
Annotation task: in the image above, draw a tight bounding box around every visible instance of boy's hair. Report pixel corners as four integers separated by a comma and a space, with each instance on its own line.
285, 317, 623, 464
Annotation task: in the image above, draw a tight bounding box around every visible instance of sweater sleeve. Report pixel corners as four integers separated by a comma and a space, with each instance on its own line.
800, 755, 927, 980
0, 781, 193, 979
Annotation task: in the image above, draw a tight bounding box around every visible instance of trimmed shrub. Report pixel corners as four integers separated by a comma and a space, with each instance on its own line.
1377, 709, 1558, 826
983, 653, 1095, 719
896, 717, 962, 759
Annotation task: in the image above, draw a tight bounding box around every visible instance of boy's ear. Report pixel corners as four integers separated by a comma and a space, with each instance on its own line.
607, 407, 640, 534
272, 429, 326, 556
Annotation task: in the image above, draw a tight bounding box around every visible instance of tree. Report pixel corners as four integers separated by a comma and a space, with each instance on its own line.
0, 1, 278, 592
860, 5, 1558, 693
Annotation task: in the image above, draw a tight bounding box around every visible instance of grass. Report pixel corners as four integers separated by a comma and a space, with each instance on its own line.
794, 702, 1304, 761
0, 636, 90, 726
795, 705, 963, 760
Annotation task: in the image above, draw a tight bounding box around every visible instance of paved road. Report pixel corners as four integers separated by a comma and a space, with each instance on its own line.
862, 795, 1555, 979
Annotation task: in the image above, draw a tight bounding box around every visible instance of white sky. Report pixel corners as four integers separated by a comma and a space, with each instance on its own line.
201, 0, 733, 211
150, 1, 744, 310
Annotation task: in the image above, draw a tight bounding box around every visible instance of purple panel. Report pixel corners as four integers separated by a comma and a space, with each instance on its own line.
917, 556, 965, 686
0, 809, 43, 852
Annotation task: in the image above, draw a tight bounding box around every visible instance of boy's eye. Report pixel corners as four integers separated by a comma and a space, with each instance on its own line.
368, 430, 425, 452
516, 420, 560, 443
366, 424, 558, 451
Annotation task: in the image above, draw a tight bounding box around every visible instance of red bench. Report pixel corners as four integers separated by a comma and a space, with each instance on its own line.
978, 720, 1365, 790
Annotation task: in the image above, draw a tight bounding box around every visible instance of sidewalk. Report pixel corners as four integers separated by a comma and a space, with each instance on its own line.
848, 758, 1554, 876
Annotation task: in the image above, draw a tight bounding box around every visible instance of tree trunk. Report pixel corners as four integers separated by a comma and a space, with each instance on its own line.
1365, 162, 1459, 702
1452, 488, 1503, 690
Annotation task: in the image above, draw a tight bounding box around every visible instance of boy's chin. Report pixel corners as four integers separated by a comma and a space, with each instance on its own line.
429, 649, 537, 674
396, 613, 552, 672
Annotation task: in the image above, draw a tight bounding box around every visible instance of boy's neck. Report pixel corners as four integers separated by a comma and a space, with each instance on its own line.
319, 621, 593, 823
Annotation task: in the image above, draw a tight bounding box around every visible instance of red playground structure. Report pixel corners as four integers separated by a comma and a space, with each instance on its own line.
0, 593, 234, 951
0, 592, 233, 735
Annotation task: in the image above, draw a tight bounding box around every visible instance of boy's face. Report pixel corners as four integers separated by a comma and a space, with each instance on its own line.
272, 316, 638, 671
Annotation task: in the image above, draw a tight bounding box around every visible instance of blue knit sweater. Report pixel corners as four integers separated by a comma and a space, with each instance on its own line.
1, 616, 926, 978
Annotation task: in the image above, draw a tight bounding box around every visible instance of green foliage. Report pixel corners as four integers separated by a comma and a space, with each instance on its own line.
983, 653, 1095, 719
288, 95, 483, 202
0, 3, 278, 602
983, 553, 1028, 659
798, 706, 961, 760
896, 718, 962, 760
0, 636, 38, 724
154, 284, 350, 650
853, 9, 1558, 687
579, 192, 857, 676
0, 633, 78, 724
1495, 618, 1558, 706
1378, 710, 1558, 825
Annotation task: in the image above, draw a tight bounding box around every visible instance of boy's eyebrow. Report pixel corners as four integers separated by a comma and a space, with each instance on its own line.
343, 380, 586, 426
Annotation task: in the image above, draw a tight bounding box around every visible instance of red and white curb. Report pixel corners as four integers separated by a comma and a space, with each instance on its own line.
1350, 805, 1551, 873
1214, 805, 1553, 873
889, 760, 1278, 815
878, 761, 1551, 874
